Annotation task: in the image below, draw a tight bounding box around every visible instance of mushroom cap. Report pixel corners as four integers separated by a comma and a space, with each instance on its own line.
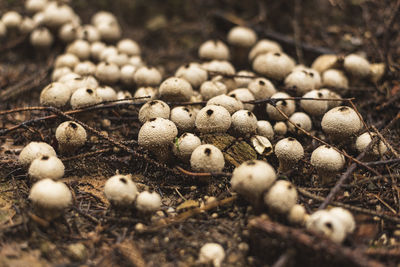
234, 70, 255, 88
288, 204, 307, 225
264, 180, 298, 214
293, 65, 322, 88
70, 87, 102, 109
133, 66, 162, 86
66, 40, 91, 60
74, 61, 96, 76
252, 52, 295, 80
231, 110, 258, 136
135, 191, 162, 212
207, 94, 243, 115
322, 69, 348, 89
117, 38, 141, 56
319, 88, 342, 109
306, 210, 347, 243
55, 121, 87, 147
198, 40, 230, 60
311, 54, 339, 73
266, 92, 296, 121
172, 133, 202, 161
95, 62, 120, 84
96, 21, 121, 42
231, 160, 277, 202
355, 132, 387, 156
343, 54, 370, 78
198, 243, 225, 266
228, 88, 255, 111
310, 145, 345, 172
19, 142, 57, 166
99, 46, 118, 62
64, 76, 99, 94
42, 3, 74, 28
25, 0, 48, 13
190, 144, 225, 173
91, 11, 117, 26
227, 26, 257, 47
2, 11, 22, 28
329, 207, 355, 234
175, 63, 208, 88
96, 86, 117, 101
28, 155, 65, 180
287, 112, 312, 134
29, 179, 72, 210
134, 86, 157, 102
129, 56, 144, 68
170, 106, 196, 132
195, 105, 231, 133
40, 82, 72, 107
51, 67, 72, 81
300, 90, 328, 116
138, 100, 170, 124
105, 53, 129, 67
203, 60, 235, 75
138, 118, 178, 149
58, 22, 79, 43
284, 70, 317, 95
200, 80, 227, 100
247, 78, 277, 100
256, 120, 274, 140
119, 65, 137, 85
273, 121, 287, 136
321, 106, 362, 139
248, 39, 282, 62
104, 174, 138, 206
90, 41, 107, 60
78, 24, 101, 43
274, 137, 304, 163
369, 63, 385, 83
158, 77, 194, 102
30, 27, 54, 48
250, 135, 273, 156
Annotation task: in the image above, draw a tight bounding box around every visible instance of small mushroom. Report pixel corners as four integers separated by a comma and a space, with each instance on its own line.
138, 100, 170, 124
287, 112, 312, 134
55, 121, 87, 153
247, 78, 277, 100
234, 70, 255, 88
311, 54, 340, 73
190, 144, 225, 173
117, 38, 141, 56
273, 121, 287, 136
95, 62, 120, 84
74, 61, 96, 76
230, 160, 277, 204
319, 88, 342, 109
369, 63, 385, 83
266, 92, 296, 121
96, 21, 121, 42
90, 41, 107, 60
274, 137, 304, 172
134, 66, 162, 87
170, 106, 196, 132
96, 86, 117, 101
25, 0, 48, 13
158, 77, 193, 102
284, 70, 318, 95
106, 53, 129, 67
30, 27, 54, 48
288, 204, 307, 225
256, 120, 274, 140
195, 105, 231, 133
198, 243, 225, 267
264, 180, 298, 214
231, 110, 258, 136
66, 39, 91, 60
306, 210, 346, 243
40, 82, 72, 108
321, 106, 363, 141
198, 40, 230, 61
250, 135, 273, 156
311, 145, 345, 184
2, 11, 22, 29
175, 63, 208, 88
70, 87, 101, 109
343, 54, 370, 78
104, 174, 138, 207
19, 142, 57, 166
55, 53, 80, 69
58, 22, 79, 43
172, 133, 201, 161
29, 178, 72, 220
78, 25, 101, 43
200, 80, 227, 101
135, 191, 162, 213
300, 89, 328, 116
227, 26, 257, 65
207, 94, 243, 115
133, 86, 156, 102
252, 52, 295, 80
328, 207, 355, 234
228, 88, 255, 111
28, 155, 65, 181
203, 60, 235, 76
322, 69, 348, 89
248, 39, 282, 62
120, 65, 137, 85
355, 132, 387, 159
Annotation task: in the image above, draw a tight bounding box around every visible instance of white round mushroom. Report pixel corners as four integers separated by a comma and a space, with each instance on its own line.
133, 66, 162, 87
134, 87, 157, 102
175, 63, 208, 88
70, 87, 101, 109
284, 70, 318, 95
55, 121, 87, 153
74, 61, 96, 76
158, 77, 193, 102
253, 52, 295, 80
321, 106, 363, 140
248, 39, 282, 62
227, 26, 257, 47
311, 145, 345, 184
274, 137, 304, 172
117, 38, 141, 56
343, 54, 370, 78
170, 106, 196, 132
138, 118, 178, 152
207, 94, 244, 115
58, 22, 79, 43
172, 133, 202, 161
228, 88, 255, 111
355, 132, 387, 158
311, 54, 340, 73
30, 27, 54, 48
287, 112, 312, 134
198, 243, 225, 267
306, 210, 347, 243
198, 40, 230, 60
300, 90, 329, 116
138, 100, 170, 124
319, 88, 342, 109
273, 121, 288, 136
266, 92, 296, 121
135, 191, 162, 213
19, 142, 57, 166
95, 62, 120, 84
104, 174, 138, 207
25, 0, 48, 13
190, 144, 225, 173
247, 78, 277, 100
66, 39, 91, 60
195, 105, 231, 133
96, 21, 121, 42
231, 160, 277, 204
55, 53, 80, 69
329, 207, 355, 234
96, 86, 117, 102
264, 180, 298, 214
200, 80, 227, 101
28, 155, 65, 180
288, 204, 307, 225
231, 110, 258, 136
2, 11, 22, 29
322, 69, 349, 89
234, 70, 255, 88
40, 82, 72, 108
256, 120, 274, 140
120, 65, 137, 85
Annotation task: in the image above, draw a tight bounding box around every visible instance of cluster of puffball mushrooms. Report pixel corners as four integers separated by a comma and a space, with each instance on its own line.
7, 0, 390, 264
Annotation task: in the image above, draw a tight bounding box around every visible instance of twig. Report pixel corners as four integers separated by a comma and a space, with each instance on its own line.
371, 125, 399, 158
175, 166, 232, 177
272, 249, 295, 267
365, 158, 400, 166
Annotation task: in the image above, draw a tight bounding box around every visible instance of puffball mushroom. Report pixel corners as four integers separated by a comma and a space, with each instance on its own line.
319, 88, 342, 109
135, 191, 162, 213
306, 210, 346, 243
264, 180, 298, 214
64, 76, 99, 94
207, 94, 243, 115
106, 53, 129, 67
190, 144, 225, 173
175, 63, 208, 88
234, 70, 255, 88
170, 106, 196, 132
51, 67, 72, 81
74, 61, 96, 76
228, 88, 255, 111
300, 90, 328, 116
120, 65, 137, 85
369, 63, 385, 83
117, 38, 141, 56
329, 207, 355, 234
274, 137, 304, 172
96, 21, 121, 42
104, 174, 138, 207
198, 40, 230, 61
273, 122, 287, 136
96, 86, 117, 102
66, 39, 91, 60
284, 70, 318, 95
311, 145, 345, 184
40, 82, 72, 107
19, 142, 57, 166
256, 120, 274, 140
266, 92, 296, 121
25, 0, 48, 13
311, 54, 340, 73
321, 106, 363, 140
195, 105, 231, 133
253, 52, 295, 80
287, 112, 312, 134
172, 133, 201, 161
250, 135, 273, 156
288, 204, 307, 225
200, 80, 227, 101
248, 39, 282, 62
28, 155, 65, 181
2, 11, 22, 29
58, 22, 79, 43
20, 17, 36, 34
95, 62, 120, 84
134, 66, 162, 87
134, 86, 157, 102
322, 69, 349, 89
70, 87, 101, 109
138, 100, 170, 124
231, 160, 277, 204
203, 60, 235, 76
29, 179, 72, 220
158, 77, 194, 102
55, 53, 80, 69
227, 26, 257, 65
30, 27, 54, 48
55, 121, 87, 153
247, 78, 277, 100
90, 41, 107, 60
231, 110, 258, 136
78, 25, 101, 43
343, 54, 370, 78
355, 132, 387, 158
198, 243, 225, 267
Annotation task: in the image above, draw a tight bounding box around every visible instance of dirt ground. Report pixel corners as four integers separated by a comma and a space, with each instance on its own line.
0, 0, 400, 266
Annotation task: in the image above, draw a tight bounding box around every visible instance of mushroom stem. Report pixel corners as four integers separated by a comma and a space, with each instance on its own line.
278, 159, 295, 172
317, 169, 337, 184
